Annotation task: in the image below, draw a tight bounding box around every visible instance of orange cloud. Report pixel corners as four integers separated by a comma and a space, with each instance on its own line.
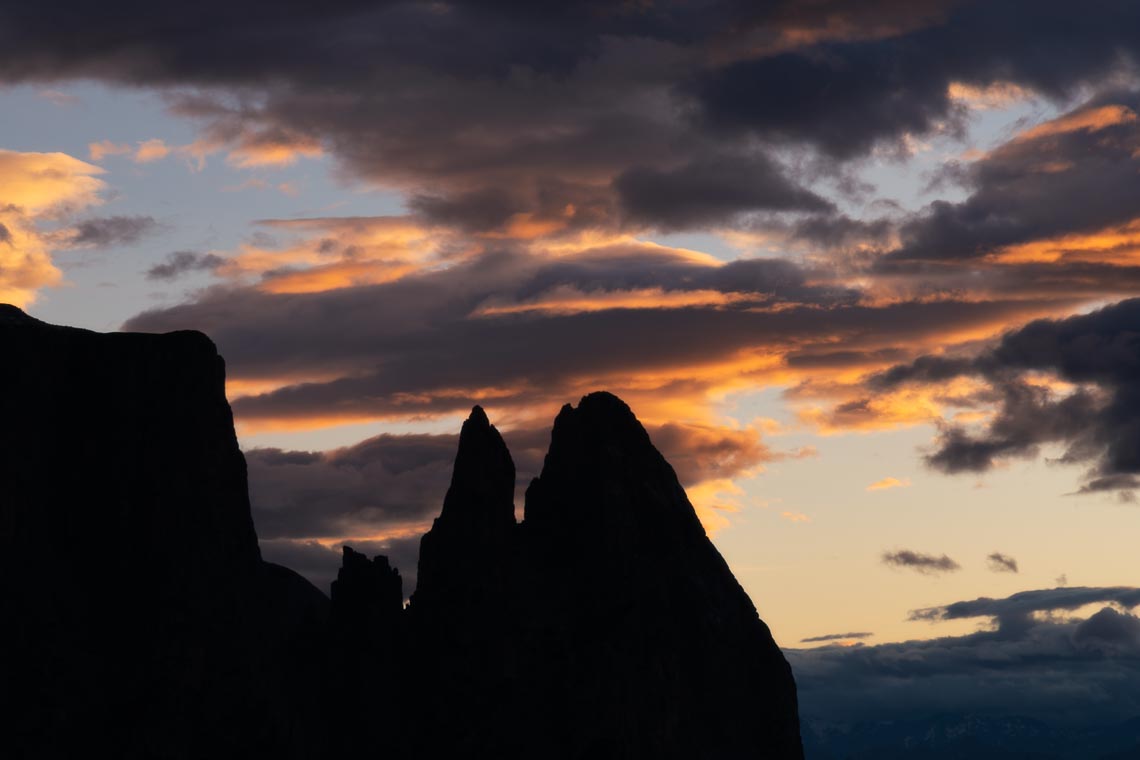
474, 286, 755, 317
88, 140, 131, 161
0, 149, 106, 306
796, 376, 990, 434
226, 134, 323, 168
686, 478, 745, 535
134, 138, 170, 163
991, 218, 1140, 266
89, 138, 173, 164
866, 476, 911, 491
1016, 104, 1137, 143
213, 216, 449, 293
947, 81, 1032, 110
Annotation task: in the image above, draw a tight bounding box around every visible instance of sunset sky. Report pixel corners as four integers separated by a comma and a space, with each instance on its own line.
5, 1, 1140, 724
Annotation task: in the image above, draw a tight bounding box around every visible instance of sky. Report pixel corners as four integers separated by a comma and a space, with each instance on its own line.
4, 0, 1140, 731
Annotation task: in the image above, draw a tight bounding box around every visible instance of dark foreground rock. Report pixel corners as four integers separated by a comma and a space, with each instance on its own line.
1, 305, 329, 759
1, 305, 802, 759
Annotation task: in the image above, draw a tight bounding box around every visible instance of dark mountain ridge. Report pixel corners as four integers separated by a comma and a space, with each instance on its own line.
0, 305, 802, 759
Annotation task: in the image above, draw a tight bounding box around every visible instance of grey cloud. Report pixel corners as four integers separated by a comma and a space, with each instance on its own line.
882, 549, 960, 575
800, 631, 873, 643
693, 2, 1140, 159
868, 298, 1140, 492
987, 552, 1019, 573
69, 215, 160, 247
146, 251, 225, 280
614, 153, 833, 231
910, 586, 1140, 624
0, 222, 11, 245
246, 432, 459, 540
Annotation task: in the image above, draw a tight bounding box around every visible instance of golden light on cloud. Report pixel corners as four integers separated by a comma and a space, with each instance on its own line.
866, 476, 911, 491
258, 260, 420, 294
474, 286, 756, 317
0, 149, 106, 306
0, 149, 104, 214
216, 215, 450, 292
992, 218, 1140, 266
687, 478, 745, 535
1016, 104, 1137, 142
780, 511, 811, 523
947, 81, 1032, 110
796, 375, 990, 435
226, 136, 323, 168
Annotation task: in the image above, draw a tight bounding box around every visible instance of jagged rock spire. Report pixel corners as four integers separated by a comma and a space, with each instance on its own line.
410, 405, 517, 617
438, 405, 516, 528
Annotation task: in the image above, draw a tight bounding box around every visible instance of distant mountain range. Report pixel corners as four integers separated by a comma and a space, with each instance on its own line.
803, 714, 1140, 759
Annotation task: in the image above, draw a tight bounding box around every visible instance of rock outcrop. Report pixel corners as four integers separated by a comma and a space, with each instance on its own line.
1, 305, 802, 759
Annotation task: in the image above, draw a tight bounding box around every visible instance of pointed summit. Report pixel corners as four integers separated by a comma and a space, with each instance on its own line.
518, 390, 804, 759
411, 405, 517, 617
438, 405, 516, 528
524, 391, 701, 539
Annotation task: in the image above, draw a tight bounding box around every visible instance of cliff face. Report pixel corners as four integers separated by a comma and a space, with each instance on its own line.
0, 305, 327, 759
2, 305, 801, 759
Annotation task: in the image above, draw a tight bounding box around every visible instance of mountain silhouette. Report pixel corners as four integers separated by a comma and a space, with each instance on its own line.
0, 305, 802, 759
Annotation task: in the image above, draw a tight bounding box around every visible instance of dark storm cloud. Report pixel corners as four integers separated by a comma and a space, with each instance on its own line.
693, 1, 1140, 159
408, 188, 518, 232
882, 549, 960, 574
868, 298, 1140, 492
800, 631, 873, 643
146, 251, 225, 280
790, 588, 1140, 736
923, 382, 1100, 474
246, 432, 459, 540
0, 1, 966, 87
68, 215, 160, 247
614, 153, 833, 230
8, 1, 1139, 236
986, 552, 1019, 573
0, 222, 11, 245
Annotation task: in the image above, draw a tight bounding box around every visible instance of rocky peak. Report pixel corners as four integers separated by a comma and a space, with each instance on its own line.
410, 405, 517, 618
437, 404, 516, 529
524, 390, 704, 546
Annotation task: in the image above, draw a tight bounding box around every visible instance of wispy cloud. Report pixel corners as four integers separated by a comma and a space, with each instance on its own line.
987, 552, 1020, 573
867, 476, 911, 491
882, 550, 960, 575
